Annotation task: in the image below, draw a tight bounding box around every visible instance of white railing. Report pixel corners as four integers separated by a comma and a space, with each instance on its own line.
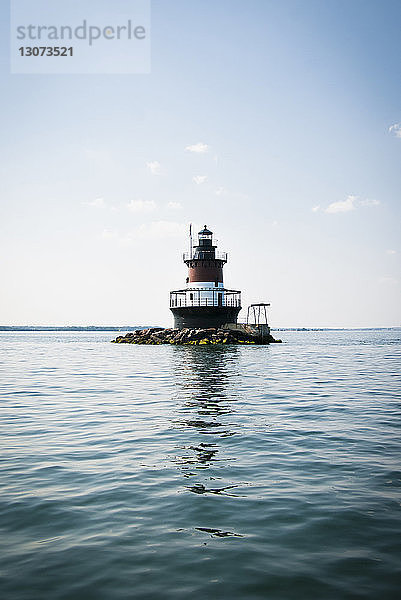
183, 251, 227, 261
170, 288, 241, 309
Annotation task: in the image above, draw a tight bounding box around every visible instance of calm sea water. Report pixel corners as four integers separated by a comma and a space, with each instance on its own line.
0, 330, 400, 599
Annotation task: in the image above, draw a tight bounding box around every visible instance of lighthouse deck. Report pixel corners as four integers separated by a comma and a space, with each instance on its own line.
183, 250, 228, 262
170, 287, 241, 308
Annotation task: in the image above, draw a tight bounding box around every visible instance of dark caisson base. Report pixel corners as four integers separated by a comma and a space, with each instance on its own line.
170, 306, 241, 329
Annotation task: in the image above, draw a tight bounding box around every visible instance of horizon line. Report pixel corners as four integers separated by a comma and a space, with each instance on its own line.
0, 325, 400, 331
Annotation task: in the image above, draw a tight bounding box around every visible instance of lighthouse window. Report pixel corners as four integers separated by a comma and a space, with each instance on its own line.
190, 293, 193, 301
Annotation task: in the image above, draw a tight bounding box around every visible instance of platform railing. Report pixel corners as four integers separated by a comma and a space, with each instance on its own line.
170, 298, 242, 308
170, 288, 241, 308
182, 251, 227, 262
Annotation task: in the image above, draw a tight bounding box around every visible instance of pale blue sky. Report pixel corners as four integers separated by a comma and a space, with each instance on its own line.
0, 0, 400, 327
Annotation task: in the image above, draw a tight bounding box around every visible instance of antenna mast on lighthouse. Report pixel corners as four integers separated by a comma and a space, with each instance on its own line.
189, 223, 193, 259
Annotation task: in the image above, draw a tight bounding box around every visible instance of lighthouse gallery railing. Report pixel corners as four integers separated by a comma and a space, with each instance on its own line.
170, 288, 241, 308
183, 251, 227, 262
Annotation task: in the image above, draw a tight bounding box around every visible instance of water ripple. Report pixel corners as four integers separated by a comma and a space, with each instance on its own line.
0, 330, 400, 599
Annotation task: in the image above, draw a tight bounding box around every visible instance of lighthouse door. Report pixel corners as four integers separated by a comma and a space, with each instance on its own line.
218, 293, 223, 306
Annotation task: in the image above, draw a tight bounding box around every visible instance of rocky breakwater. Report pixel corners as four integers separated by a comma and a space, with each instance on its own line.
112, 326, 281, 345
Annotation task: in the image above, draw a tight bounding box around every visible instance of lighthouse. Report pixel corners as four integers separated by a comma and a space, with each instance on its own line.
170, 226, 241, 329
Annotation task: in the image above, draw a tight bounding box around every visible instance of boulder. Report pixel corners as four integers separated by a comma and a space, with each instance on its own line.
111, 327, 282, 345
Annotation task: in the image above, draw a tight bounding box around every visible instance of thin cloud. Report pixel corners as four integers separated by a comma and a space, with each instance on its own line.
193, 175, 208, 185
215, 186, 227, 196
87, 197, 105, 207
101, 228, 116, 240
127, 199, 156, 213
386, 249, 397, 255
326, 195, 357, 213
185, 142, 209, 153
379, 276, 398, 285
325, 195, 380, 214
167, 201, 182, 210
359, 198, 380, 207
389, 123, 401, 138
312, 205, 321, 212
146, 161, 162, 175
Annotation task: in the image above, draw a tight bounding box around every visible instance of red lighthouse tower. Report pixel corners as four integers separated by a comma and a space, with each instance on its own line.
170, 226, 241, 329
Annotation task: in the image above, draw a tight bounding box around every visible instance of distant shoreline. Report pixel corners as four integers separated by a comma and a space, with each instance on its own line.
0, 326, 154, 332
0, 326, 399, 332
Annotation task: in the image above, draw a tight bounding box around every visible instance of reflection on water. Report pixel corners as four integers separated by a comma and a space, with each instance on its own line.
169, 346, 243, 492
195, 527, 244, 538
188, 483, 239, 496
